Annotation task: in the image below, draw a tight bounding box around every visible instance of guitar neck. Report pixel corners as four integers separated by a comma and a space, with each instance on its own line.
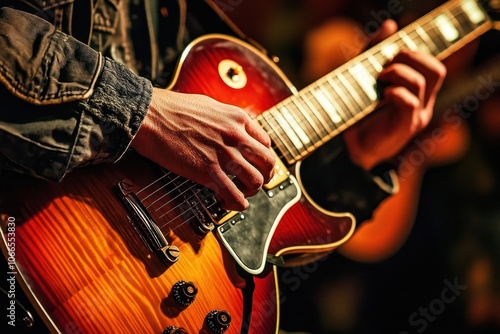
256, 0, 494, 165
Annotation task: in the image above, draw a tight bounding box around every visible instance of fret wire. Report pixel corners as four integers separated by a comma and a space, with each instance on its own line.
316, 79, 351, 124
308, 85, 345, 128
400, 1, 460, 56
430, 18, 452, 52
337, 72, 365, 110
450, 3, 479, 34
262, 109, 298, 162
347, 63, 377, 105
283, 98, 322, 146
290, 93, 329, 141
345, 50, 384, 107
274, 103, 312, 157
407, 27, 435, 55
398, 29, 422, 52
358, 57, 380, 100
346, 74, 371, 109
337, 62, 376, 111
402, 19, 444, 57
326, 76, 359, 119
367, 54, 384, 73
360, 56, 381, 78
256, 112, 288, 157
437, 13, 461, 42
446, 8, 466, 38
414, 25, 440, 56
279, 97, 309, 136
302, 89, 336, 132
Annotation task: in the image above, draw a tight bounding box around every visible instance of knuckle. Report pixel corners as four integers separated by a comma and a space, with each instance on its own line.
264, 151, 276, 170
414, 74, 426, 90
232, 107, 249, 123
205, 163, 224, 180
407, 97, 421, 110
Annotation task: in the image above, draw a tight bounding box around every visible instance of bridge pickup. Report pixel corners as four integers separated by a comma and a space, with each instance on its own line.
114, 179, 180, 264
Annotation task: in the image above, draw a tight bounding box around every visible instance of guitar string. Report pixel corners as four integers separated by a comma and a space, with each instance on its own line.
135, 172, 169, 196
137, 172, 198, 215
135, 169, 221, 232
152, 182, 223, 235
262, 0, 471, 161
144, 176, 192, 210
262, 0, 467, 159
143, 175, 182, 206
148, 178, 197, 216
131, 0, 472, 236
159, 188, 218, 233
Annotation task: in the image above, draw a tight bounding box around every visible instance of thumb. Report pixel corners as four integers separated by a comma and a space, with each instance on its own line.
366, 19, 398, 48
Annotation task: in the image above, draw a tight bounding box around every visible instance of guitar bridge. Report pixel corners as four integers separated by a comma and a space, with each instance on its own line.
114, 179, 181, 264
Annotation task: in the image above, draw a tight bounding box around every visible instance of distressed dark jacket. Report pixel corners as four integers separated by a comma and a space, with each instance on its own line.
0, 0, 396, 222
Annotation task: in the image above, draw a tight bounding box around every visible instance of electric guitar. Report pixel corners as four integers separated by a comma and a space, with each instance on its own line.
1, 1, 499, 333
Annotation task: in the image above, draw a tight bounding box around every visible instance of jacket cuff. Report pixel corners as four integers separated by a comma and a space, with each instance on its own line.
332, 146, 398, 223
68, 57, 152, 172
303, 137, 398, 224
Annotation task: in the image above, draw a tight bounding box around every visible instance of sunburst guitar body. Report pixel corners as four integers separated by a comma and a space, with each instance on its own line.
2, 1, 499, 333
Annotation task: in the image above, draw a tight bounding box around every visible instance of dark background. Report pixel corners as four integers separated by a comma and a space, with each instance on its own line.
227, 0, 500, 333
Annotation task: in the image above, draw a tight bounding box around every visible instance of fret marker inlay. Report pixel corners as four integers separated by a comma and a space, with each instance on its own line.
349, 63, 378, 101
462, 0, 486, 24
277, 107, 310, 150
266, 0, 493, 164
381, 43, 399, 59
313, 89, 342, 123
435, 14, 460, 42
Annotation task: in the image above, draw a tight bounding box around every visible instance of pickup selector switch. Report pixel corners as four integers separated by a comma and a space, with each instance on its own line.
172, 280, 198, 306
206, 309, 231, 333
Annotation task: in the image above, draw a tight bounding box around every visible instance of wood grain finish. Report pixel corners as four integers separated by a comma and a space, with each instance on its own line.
1, 2, 497, 329
1, 154, 247, 333
0, 35, 317, 334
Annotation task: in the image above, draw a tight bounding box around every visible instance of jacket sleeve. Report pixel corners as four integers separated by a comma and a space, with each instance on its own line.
332, 147, 398, 224
299, 136, 398, 224
0, 7, 152, 181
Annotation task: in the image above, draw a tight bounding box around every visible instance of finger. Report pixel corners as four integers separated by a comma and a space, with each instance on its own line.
245, 118, 272, 148
379, 63, 426, 106
239, 140, 276, 183
204, 167, 249, 211
383, 86, 430, 131
224, 157, 264, 198
388, 50, 447, 105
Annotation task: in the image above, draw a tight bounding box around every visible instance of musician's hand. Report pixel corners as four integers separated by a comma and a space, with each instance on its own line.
131, 88, 276, 211
343, 20, 447, 170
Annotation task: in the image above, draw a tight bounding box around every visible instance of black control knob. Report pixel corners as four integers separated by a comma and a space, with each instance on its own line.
162, 326, 188, 334
172, 280, 198, 306
206, 310, 231, 333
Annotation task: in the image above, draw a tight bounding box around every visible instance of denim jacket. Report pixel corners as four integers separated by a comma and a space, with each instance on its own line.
0, 0, 396, 222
